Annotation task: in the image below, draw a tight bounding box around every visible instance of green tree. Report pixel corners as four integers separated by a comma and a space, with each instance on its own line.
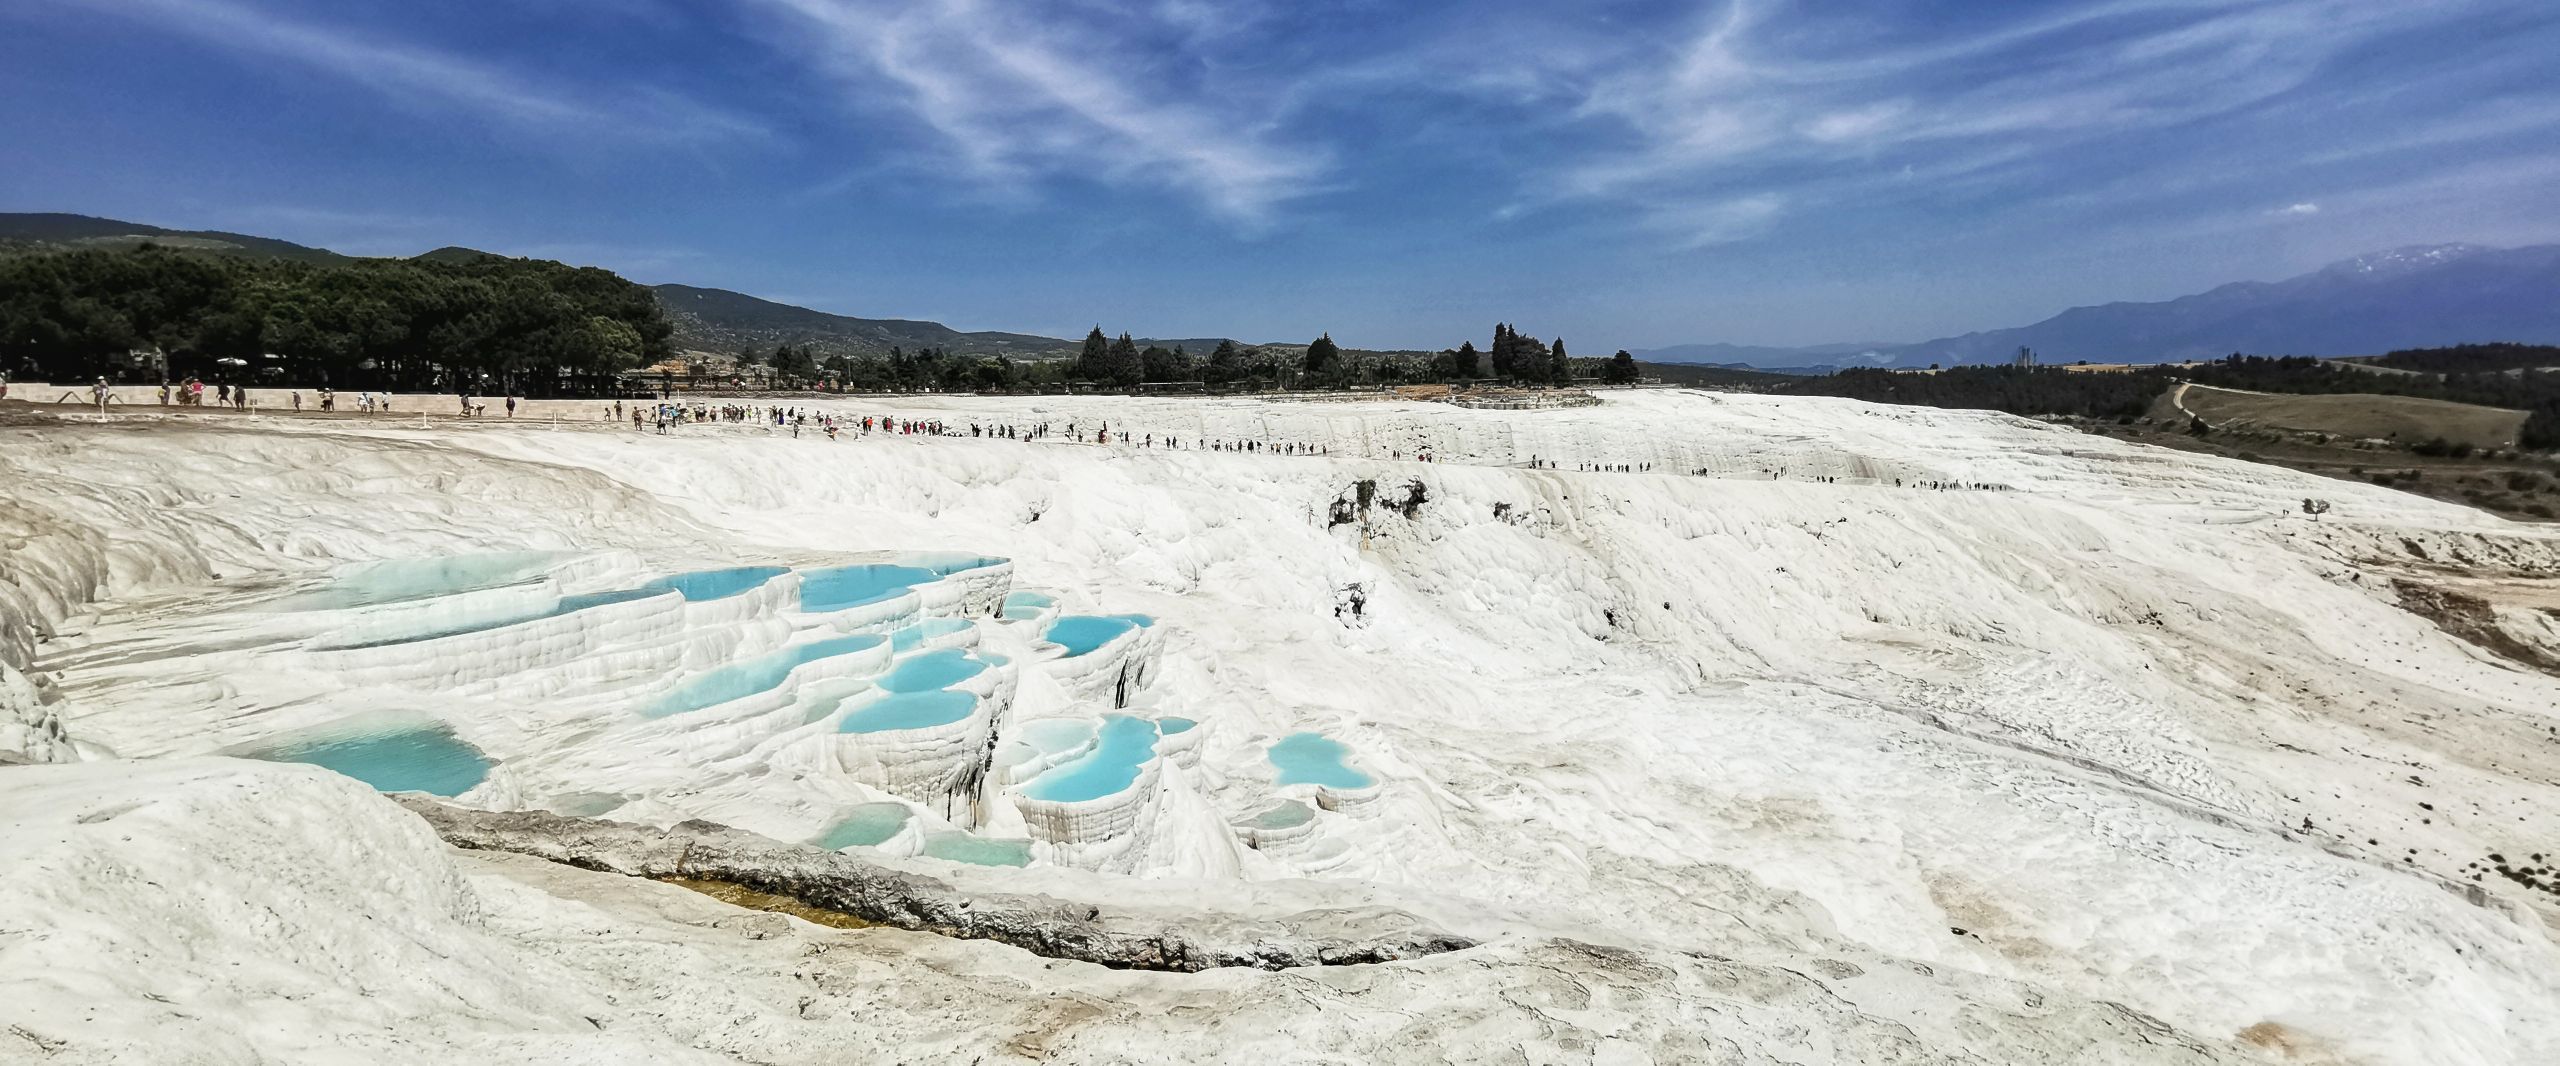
1073, 326, 1109, 382
1142, 343, 1193, 382
1546, 336, 1571, 384
1205, 339, 1244, 385
1605, 349, 1639, 384
1104, 332, 1143, 388
1303, 332, 1341, 384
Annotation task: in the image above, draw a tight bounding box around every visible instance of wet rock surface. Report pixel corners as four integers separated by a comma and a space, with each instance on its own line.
393, 796, 1475, 972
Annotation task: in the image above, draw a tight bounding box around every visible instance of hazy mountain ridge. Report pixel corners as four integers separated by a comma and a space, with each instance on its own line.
0, 212, 353, 265
1645, 244, 2560, 369
650, 283, 1081, 360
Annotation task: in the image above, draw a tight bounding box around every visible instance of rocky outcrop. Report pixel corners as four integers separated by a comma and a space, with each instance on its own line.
392, 797, 1474, 972
0, 665, 72, 766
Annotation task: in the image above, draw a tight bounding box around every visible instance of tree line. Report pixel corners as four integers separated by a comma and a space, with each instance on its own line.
0, 246, 1655, 398
1064, 324, 1640, 389
0, 245, 672, 395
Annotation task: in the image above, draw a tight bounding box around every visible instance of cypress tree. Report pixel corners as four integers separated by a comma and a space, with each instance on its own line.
1106, 332, 1143, 387
1074, 327, 1108, 382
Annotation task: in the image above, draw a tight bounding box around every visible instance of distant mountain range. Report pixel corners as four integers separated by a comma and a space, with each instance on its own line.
1638, 243, 2560, 369
10, 213, 2554, 369
651, 284, 1083, 360
0, 211, 354, 265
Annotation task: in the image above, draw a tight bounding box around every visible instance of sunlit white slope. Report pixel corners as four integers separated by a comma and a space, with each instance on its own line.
1, 389, 2554, 1063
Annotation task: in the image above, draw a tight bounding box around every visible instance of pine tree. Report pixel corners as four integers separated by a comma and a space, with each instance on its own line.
1074, 327, 1108, 382
1206, 339, 1243, 384
1105, 332, 1143, 388
1607, 349, 1639, 384
1303, 333, 1341, 383
1455, 340, 1481, 380
1142, 344, 1191, 382
1547, 336, 1570, 384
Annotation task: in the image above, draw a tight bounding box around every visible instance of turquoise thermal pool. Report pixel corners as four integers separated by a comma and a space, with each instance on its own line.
641, 565, 789, 601
251, 723, 492, 797
921, 832, 1032, 867
1249, 801, 1315, 830
1000, 590, 1055, 618
796, 564, 938, 613
645, 633, 884, 718
1044, 614, 1153, 657
837, 649, 991, 732
908, 553, 1007, 576
889, 617, 974, 650
326, 586, 667, 651
876, 649, 988, 692
1267, 732, 1375, 789
278, 552, 560, 611
839, 689, 977, 733
1020, 715, 1161, 802
813, 803, 914, 850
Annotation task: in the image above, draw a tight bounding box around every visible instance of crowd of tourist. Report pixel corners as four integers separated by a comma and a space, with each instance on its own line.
20, 384, 2012, 491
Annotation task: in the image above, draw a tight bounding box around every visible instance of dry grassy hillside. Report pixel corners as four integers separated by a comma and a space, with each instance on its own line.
2158, 383, 2529, 449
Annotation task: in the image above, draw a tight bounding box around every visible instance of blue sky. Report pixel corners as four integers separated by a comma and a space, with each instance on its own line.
6, 0, 2558, 351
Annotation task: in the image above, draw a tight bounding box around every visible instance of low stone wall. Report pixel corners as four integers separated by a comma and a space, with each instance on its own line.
391, 797, 1475, 971
1447, 391, 1602, 411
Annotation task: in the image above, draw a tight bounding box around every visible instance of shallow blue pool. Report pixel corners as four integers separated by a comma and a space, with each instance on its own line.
876, 648, 988, 692
1020, 715, 1160, 802
797, 564, 938, 613
1157, 716, 1195, 735
1000, 590, 1055, 619
839, 689, 978, 733
1249, 801, 1315, 830
813, 803, 913, 849
644, 633, 884, 718
1044, 613, 1152, 657
889, 617, 974, 651
921, 832, 1032, 867
254, 724, 492, 796
329, 586, 668, 650
280, 552, 560, 610
907, 553, 1007, 576
1268, 732, 1375, 789
642, 565, 788, 602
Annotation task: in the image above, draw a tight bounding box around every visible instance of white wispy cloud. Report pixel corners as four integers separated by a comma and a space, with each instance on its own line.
1517, 0, 2506, 248
747, 0, 1323, 225
64, 0, 766, 146
2275, 202, 2322, 216
1644, 193, 1787, 248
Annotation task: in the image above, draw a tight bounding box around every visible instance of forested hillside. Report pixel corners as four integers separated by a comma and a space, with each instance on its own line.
0, 245, 670, 394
